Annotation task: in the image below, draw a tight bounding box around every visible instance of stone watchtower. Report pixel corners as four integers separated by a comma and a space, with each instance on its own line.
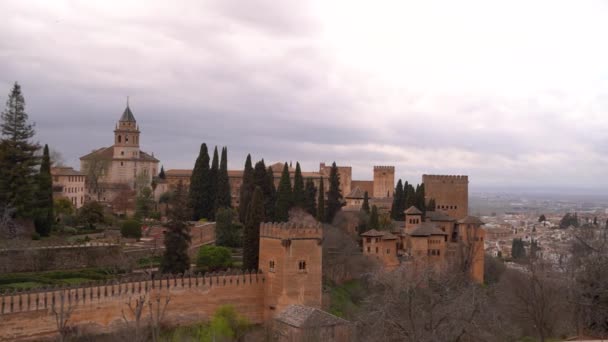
423, 175, 469, 220
113, 101, 141, 159
258, 222, 323, 320
373, 166, 395, 198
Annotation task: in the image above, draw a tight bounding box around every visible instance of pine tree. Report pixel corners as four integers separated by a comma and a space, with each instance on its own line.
189, 143, 210, 221
34, 144, 53, 236
0, 82, 39, 218
161, 181, 192, 274
243, 186, 264, 270
215, 147, 231, 210
303, 178, 317, 218
292, 162, 305, 208
264, 166, 276, 220
369, 205, 379, 229
158, 165, 166, 179
275, 163, 293, 222
325, 162, 344, 223
361, 191, 370, 214
208, 146, 219, 219
316, 177, 325, 222
390, 179, 404, 220
238, 154, 254, 223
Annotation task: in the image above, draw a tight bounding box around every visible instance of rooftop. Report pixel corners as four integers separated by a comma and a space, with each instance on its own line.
457, 216, 485, 225
275, 305, 350, 328
120, 105, 136, 122
410, 222, 448, 237
405, 206, 422, 215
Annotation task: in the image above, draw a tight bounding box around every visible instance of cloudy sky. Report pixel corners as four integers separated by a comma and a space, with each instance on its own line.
2, 0, 608, 191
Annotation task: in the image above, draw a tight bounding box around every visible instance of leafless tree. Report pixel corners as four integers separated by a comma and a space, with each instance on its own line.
52, 290, 75, 342
122, 294, 147, 342
81, 155, 109, 201
0, 205, 17, 239
148, 293, 170, 342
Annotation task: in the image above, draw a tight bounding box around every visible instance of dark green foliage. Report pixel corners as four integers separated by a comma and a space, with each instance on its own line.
511, 238, 526, 259
134, 187, 154, 219
264, 166, 276, 220
161, 181, 192, 274
325, 162, 344, 223
275, 163, 293, 222
189, 143, 210, 221
0, 82, 39, 218
361, 191, 370, 214
216, 147, 231, 210
404, 182, 415, 209
158, 165, 166, 179
317, 177, 325, 222
238, 155, 254, 223
484, 255, 506, 285
416, 183, 426, 214
593, 216, 598, 226
303, 178, 317, 217
357, 210, 369, 235
243, 187, 264, 270
390, 179, 405, 220
208, 146, 219, 220
35, 144, 53, 236
215, 207, 241, 247
120, 219, 142, 239
538, 214, 546, 223
427, 198, 436, 211
196, 245, 233, 272
560, 213, 579, 228
529, 239, 540, 259
77, 201, 104, 229
369, 205, 379, 229
292, 162, 305, 208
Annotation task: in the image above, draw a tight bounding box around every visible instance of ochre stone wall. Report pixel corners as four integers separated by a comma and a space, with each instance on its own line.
373, 166, 395, 198
423, 175, 469, 220
0, 272, 265, 341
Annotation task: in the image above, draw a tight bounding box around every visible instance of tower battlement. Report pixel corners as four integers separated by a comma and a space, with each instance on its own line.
423, 174, 469, 183
373, 165, 395, 171
259, 222, 323, 240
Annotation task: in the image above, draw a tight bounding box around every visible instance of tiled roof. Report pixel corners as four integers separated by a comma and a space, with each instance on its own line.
381, 233, 398, 240
425, 211, 455, 222
351, 180, 373, 196
405, 206, 422, 215
360, 229, 385, 237
166, 169, 192, 177
51, 167, 85, 176
80, 147, 158, 162
410, 222, 448, 237
457, 216, 485, 225
120, 105, 136, 122
275, 305, 350, 328
345, 187, 365, 199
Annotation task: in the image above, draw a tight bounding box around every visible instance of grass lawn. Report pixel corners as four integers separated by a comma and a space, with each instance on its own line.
0, 268, 122, 293
328, 279, 364, 319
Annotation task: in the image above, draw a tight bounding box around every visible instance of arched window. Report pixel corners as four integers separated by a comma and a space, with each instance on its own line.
118, 135, 122, 143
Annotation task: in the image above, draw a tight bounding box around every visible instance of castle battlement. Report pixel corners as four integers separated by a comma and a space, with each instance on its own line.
423, 174, 469, 183
373, 165, 395, 171
0, 270, 264, 315
259, 222, 323, 240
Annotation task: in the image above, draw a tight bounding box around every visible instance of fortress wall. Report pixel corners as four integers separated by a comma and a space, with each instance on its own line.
423, 175, 469, 220
0, 271, 265, 341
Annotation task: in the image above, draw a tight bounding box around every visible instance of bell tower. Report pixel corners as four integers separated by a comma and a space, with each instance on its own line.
113, 98, 141, 159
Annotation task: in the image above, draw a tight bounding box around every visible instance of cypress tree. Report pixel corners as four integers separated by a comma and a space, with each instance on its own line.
316, 177, 325, 222
427, 198, 436, 211
361, 191, 370, 214
390, 179, 404, 220
208, 146, 219, 219
405, 183, 416, 209
325, 162, 344, 223
35, 144, 53, 236
265, 166, 276, 220
243, 186, 264, 270
417, 183, 426, 214
0, 82, 39, 218
303, 178, 317, 218
161, 181, 192, 274
369, 205, 379, 229
215, 147, 231, 210
189, 143, 210, 221
292, 162, 305, 208
158, 165, 166, 179
238, 154, 254, 223
275, 163, 293, 222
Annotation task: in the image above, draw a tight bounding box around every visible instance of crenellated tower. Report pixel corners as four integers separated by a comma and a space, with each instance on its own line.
423, 175, 469, 220
258, 222, 323, 320
373, 165, 395, 198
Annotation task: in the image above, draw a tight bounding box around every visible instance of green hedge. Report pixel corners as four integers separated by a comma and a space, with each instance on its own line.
120, 219, 142, 239
196, 246, 233, 272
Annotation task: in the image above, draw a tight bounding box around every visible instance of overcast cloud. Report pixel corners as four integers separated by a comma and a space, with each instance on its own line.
2, 0, 608, 191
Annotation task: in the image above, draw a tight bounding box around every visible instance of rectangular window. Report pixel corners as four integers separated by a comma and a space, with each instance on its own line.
366, 238, 371, 243
386, 249, 390, 254
367, 246, 370, 253
375, 247, 379, 254
269, 260, 275, 272
298, 260, 306, 272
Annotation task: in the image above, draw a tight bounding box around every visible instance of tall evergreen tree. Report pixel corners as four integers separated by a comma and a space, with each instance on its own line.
243, 186, 264, 270
158, 165, 166, 179
189, 143, 210, 221
292, 162, 305, 208
275, 163, 293, 222
238, 154, 254, 223
0, 82, 39, 218
316, 177, 325, 222
427, 198, 436, 211
215, 147, 231, 210
265, 166, 276, 220
417, 183, 426, 214
303, 178, 317, 218
390, 179, 404, 220
361, 191, 370, 214
161, 181, 192, 274
325, 162, 344, 223
34, 144, 53, 236
252, 160, 274, 220
208, 146, 219, 219
404, 183, 415, 209
369, 205, 379, 229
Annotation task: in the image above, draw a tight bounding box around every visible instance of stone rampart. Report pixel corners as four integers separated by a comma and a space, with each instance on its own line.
0, 271, 265, 341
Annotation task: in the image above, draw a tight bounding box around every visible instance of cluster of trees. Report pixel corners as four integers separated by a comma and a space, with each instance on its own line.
560, 212, 580, 228
390, 180, 427, 220
189, 144, 231, 221
0, 83, 54, 238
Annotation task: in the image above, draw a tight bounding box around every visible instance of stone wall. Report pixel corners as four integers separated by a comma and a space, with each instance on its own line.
423, 175, 469, 220
0, 271, 265, 341
373, 166, 395, 198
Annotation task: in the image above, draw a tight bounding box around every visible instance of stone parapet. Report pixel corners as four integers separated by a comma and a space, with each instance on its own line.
259, 222, 323, 240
